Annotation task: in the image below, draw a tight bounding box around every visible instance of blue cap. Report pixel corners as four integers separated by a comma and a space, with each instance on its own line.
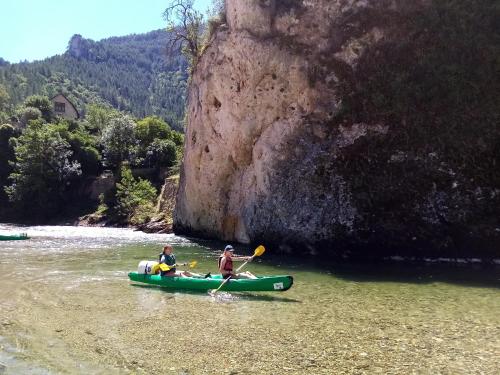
224, 245, 234, 251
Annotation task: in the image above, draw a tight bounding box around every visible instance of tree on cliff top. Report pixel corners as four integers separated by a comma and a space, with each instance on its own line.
164, 0, 204, 71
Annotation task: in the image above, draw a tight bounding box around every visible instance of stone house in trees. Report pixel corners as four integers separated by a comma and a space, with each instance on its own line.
51, 94, 79, 119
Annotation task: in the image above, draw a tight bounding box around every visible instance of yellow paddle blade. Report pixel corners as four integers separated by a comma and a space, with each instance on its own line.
158, 263, 170, 271
152, 263, 161, 274
188, 260, 198, 269
254, 245, 265, 257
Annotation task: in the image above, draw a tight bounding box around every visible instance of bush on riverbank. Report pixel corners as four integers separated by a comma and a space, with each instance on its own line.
115, 165, 157, 225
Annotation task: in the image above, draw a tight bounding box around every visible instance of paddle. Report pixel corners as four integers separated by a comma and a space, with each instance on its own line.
157, 260, 198, 272
210, 245, 265, 294
235, 246, 264, 272
182, 260, 198, 269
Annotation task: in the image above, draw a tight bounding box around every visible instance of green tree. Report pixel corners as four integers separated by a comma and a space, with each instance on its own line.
0, 124, 17, 203
0, 112, 10, 125
78, 146, 101, 176
6, 121, 81, 216
170, 130, 184, 146
136, 116, 171, 147
18, 106, 42, 127
164, 0, 204, 71
23, 95, 53, 122
0, 84, 10, 111
145, 139, 177, 169
85, 103, 120, 134
51, 121, 101, 176
115, 165, 157, 224
100, 115, 136, 167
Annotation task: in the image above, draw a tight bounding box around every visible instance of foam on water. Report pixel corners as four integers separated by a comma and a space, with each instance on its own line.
0, 224, 192, 255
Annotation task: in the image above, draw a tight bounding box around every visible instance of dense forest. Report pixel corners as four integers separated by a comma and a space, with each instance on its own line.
0, 30, 188, 130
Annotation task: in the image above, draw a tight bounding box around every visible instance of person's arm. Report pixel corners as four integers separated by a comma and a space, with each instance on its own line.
232, 256, 252, 261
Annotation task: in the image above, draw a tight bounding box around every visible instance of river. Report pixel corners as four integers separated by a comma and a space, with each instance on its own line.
0, 225, 499, 374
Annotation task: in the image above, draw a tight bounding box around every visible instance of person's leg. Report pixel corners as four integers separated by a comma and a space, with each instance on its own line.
182, 270, 203, 278
237, 271, 257, 279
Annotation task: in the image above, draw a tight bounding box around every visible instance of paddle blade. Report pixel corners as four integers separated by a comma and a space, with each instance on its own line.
254, 245, 265, 257
158, 263, 170, 271
188, 260, 198, 269
152, 263, 161, 274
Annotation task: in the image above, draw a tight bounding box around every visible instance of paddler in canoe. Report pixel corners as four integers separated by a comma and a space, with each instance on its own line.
128, 244, 294, 291
159, 244, 205, 278
218, 245, 257, 279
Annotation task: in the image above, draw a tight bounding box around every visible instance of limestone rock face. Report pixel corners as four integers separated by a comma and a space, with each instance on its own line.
67, 34, 89, 59
175, 0, 500, 258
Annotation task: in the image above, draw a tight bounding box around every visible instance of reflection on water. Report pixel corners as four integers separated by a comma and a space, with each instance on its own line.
0, 224, 499, 374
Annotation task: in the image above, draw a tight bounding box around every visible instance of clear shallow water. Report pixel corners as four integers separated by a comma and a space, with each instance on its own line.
0, 224, 499, 374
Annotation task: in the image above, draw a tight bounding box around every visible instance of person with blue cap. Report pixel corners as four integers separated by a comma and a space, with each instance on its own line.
218, 244, 257, 279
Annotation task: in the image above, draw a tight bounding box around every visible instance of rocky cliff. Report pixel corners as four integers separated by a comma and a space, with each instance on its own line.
175, 0, 500, 259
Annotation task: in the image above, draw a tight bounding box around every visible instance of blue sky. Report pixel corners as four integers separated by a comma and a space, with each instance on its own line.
0, 0, 212, 63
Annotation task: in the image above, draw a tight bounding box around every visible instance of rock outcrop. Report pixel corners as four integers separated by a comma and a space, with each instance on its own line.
67, 34, 90, 59
175, 0, 500, 258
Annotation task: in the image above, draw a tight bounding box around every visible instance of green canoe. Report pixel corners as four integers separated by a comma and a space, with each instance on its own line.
0, 233, 29, 241
128, 272, 293, 292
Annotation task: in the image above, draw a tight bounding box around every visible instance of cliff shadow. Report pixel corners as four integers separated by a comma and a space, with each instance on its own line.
177, 237, 500, 289
262, 254, 500, 290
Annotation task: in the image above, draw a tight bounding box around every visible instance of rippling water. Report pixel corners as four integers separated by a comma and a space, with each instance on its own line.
0, 224, 499, 374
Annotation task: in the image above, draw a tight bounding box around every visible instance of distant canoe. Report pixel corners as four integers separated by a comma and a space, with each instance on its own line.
0, 233, 29, 241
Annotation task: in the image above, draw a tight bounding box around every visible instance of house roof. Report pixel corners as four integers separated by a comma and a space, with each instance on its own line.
50, 93, 80, 118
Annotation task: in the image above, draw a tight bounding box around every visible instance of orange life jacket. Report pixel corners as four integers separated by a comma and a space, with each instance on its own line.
218, 256, 233, 272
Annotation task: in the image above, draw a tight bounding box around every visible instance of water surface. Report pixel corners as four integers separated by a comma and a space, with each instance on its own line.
0, 225, 499, 374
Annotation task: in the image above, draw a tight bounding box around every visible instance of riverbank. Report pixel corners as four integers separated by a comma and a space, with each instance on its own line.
0, 173, 179, 236
0, 212, 173, 234
76, 213, 173, 233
